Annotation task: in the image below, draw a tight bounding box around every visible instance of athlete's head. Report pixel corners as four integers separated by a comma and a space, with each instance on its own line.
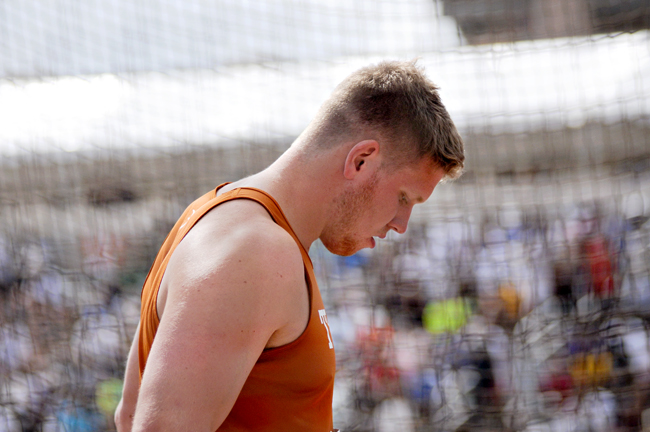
305, 61, 465, 256
305, 60, 465, 179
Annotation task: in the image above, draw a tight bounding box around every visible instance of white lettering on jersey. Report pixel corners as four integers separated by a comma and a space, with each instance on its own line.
318, 309, 334, 349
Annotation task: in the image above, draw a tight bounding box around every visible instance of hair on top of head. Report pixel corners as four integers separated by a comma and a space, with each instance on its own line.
314, 60, 465, 180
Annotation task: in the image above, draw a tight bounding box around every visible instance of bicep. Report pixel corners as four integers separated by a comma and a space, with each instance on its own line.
132, 245, 300, 432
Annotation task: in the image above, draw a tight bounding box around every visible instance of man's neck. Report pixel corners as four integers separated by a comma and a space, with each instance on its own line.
228, 143, 342, 253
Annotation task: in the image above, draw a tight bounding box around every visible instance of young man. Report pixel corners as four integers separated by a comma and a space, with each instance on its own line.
115, 60, 464, 432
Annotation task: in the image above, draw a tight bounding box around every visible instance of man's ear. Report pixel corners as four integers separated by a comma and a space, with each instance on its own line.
343, 140, 380, 180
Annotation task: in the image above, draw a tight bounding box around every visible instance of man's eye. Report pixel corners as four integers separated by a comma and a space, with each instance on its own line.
400, 194, 408, 205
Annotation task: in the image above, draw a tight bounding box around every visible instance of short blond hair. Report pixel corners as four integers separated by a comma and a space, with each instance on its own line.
315, 60, 464, 179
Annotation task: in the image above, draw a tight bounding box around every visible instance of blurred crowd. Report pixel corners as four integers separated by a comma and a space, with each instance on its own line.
1, 190, 649, 431
0, 232, 142, 431
322, 199, 650, 431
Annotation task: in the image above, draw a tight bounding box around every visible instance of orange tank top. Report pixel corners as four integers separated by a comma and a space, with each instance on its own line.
138, 185, 336, 431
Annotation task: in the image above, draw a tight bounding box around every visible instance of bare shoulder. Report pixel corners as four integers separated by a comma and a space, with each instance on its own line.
136, 199, 309, 430
159, 198, 306, 337
174, 198, 304, 280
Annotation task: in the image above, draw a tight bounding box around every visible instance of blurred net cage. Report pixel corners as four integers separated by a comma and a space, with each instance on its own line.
1, 0, 650, 431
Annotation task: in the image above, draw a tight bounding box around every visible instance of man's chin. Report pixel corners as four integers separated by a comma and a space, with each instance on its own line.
321, 238, 361, 257
336, 249, 359, 257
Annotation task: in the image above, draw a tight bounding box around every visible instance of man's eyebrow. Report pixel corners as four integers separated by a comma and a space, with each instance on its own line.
407, 192, 424, 203
403, 190, 424, 203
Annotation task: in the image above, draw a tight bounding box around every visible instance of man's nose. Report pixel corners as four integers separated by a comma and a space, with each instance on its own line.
388, 207, 412, 234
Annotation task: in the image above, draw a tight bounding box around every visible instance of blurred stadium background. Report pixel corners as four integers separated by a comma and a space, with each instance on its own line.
1, 0, 650, 430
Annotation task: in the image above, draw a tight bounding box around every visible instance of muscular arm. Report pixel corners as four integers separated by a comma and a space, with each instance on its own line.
131, 206, 306, 432
115, 324, 141, 432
